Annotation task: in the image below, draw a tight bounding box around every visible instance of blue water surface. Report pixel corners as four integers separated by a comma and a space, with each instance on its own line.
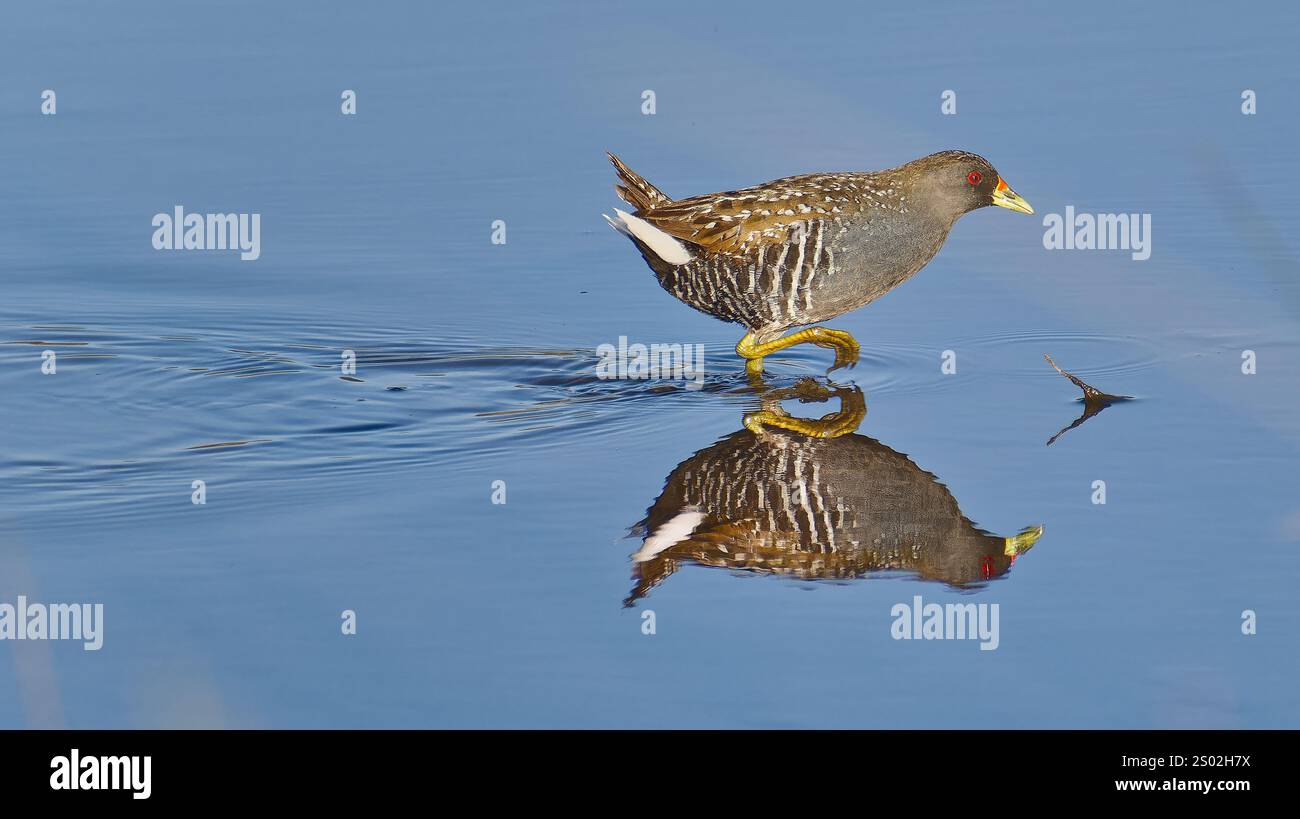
0, 0, 1297, 727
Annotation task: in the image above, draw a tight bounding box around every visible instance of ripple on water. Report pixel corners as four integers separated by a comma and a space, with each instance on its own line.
731, 338, 958, 399
0, 313, 980, 528
952, 328, 1165, 386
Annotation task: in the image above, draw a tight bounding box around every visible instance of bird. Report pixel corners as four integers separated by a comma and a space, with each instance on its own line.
623, 381, 1043, 605
603, 151, 1034, 374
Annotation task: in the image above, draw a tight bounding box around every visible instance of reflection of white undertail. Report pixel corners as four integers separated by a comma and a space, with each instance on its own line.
633, 509, 706, 563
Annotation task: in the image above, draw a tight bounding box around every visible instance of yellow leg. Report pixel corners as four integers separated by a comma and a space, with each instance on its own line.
742, 382, 867, 439
736, 327, 861, 374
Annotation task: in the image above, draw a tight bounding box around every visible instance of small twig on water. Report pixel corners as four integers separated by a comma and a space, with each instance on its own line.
1043, 354, 1132, 446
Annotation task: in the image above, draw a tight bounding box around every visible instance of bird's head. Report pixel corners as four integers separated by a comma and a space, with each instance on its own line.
903, 150, 1034, 221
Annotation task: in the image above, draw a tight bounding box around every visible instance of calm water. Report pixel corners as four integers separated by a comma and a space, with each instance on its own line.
2, 1, 1298, 728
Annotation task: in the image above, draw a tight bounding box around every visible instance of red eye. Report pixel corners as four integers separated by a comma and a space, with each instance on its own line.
967, 171, 982, 186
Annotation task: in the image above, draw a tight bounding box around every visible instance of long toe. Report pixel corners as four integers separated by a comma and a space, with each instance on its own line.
827, 353, 857, 374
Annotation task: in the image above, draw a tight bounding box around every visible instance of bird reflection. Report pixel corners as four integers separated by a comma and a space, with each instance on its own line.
625, 379, 1042, 606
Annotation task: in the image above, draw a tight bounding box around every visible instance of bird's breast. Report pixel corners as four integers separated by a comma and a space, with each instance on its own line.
806, 212, 952, 313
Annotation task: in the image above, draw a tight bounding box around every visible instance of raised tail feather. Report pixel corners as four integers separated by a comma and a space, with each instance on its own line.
604, 152, 693, 269
608, 152, 672, 212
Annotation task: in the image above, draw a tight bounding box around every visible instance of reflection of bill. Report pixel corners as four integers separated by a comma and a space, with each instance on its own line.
625, 380, 1042, 606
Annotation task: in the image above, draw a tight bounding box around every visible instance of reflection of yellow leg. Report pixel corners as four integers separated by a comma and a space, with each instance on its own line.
736, 327, 861, 374
743, 383, 866, 439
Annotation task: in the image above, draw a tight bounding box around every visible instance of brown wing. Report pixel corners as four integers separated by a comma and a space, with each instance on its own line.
640, 172, 872, 258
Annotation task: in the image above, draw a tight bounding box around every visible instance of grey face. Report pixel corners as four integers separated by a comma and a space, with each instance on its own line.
915, 155, 1001, 218
907, 152, 1034, 220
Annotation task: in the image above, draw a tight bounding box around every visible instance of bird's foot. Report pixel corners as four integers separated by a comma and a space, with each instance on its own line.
735, 327, 860, 374
807, 327, 860, 372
